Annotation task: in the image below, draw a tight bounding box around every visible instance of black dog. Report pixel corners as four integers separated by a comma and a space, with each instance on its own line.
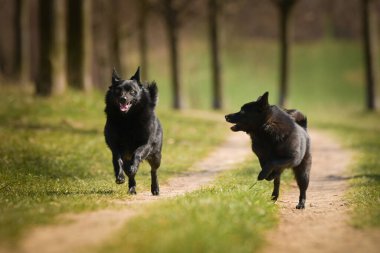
225, 92, 311, 209
104, 67, 163, 195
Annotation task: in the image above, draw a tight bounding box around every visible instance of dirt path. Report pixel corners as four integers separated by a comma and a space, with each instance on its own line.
261, 130, 380, 253
9, 129, 380, 253
17, 131, 251, 253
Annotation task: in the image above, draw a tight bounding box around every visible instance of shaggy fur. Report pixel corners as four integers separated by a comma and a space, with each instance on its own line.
225, 92, 311, 209
104, 67, 163, 195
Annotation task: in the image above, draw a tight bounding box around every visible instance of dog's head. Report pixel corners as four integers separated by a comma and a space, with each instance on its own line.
225, 92, 270, 132
107, 67, 143, 113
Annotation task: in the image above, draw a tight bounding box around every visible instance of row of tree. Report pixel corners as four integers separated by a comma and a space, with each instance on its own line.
0, 0, 378, 110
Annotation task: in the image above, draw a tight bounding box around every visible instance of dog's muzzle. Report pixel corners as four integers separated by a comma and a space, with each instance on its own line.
225, 114, 233, 123
119, 97, 133, 112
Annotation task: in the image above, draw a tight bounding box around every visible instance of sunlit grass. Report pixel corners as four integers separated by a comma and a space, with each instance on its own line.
98, 158, 278, 253
313, 112, 380, 228
0, 37, 379, 252
147, 38, 380, 229
0, 87, 228, 244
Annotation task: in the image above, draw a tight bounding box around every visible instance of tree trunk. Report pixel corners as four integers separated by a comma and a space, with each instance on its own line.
91, 0, 111, 89
67, 0, 92, 91
168, 24, 182, 109
20, 0, 31, 85
36, 0, 53, 95
138, 0, 149, 81
14, 0, 22, 79
82, 0, 92, 91
36, 0, 67, 96
208, 0, 223, 110
51, 0, 67, 94
361, 0, 378, 111
163, 0, 182, 109
110, 0, 121, 76
278, 2, 291, 107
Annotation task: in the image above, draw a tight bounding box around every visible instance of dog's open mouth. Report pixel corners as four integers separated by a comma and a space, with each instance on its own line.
230, 124, 240, 131
119, 101, 133, 112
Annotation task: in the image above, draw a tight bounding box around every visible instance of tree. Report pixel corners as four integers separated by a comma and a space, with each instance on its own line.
155, 0, 191, 109
137, 0, 149, 81
110, 0, 122, 76
361, 0, 378, 111
208, 0, 223, 110
0, 0, 21, 81
272, 0, 298, 107
20, 0, 31, 85
92, 0, 113, 89
67, 0, 92, 91
36, 0, 67, 96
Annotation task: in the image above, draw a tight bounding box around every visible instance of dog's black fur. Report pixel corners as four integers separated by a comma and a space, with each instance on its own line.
104, 67, 163, 195
225, 92, 311, 209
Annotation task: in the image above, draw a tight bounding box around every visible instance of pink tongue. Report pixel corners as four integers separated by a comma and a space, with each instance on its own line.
120, 103, 131, 112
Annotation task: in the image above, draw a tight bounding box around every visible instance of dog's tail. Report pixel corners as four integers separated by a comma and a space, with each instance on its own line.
285, 109, 307, 130
147, 81, 158, 107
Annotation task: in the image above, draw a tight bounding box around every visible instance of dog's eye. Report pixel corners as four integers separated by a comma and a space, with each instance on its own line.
240, 110, 245, 114
114, 88, 122, 94
130, 90, 137, 96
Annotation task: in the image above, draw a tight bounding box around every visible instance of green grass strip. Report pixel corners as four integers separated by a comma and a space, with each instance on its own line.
98, 158, 278, 253
0, 88, 228, 244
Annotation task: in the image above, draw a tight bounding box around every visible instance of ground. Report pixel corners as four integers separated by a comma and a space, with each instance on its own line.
2, 129, 377, 253
261, 130, 380, 253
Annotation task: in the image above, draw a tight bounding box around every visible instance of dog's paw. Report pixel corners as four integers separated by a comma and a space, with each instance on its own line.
151, 185, 160, 196
258, 170, 269, 181
128, 186, 137, 195
115, 176, 125, 184
296, 202, 305, 209
271, 194, 278, 202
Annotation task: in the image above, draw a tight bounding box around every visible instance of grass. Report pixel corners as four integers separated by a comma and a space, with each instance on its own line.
0, 37, 379, 252
91, 38, 380, 253
142, 38, 371, 112
145, 37, 380, 228
98, 158, 278, 253
0, 87, 228, 244
313, 112, 380, 228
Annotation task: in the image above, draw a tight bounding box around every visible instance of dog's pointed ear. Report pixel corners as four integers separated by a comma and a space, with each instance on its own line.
257, 92, 269, 107
130, 67, 140, 82
112, 68, 121, 86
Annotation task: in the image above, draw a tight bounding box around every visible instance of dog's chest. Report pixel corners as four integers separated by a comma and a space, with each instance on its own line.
110, 121, 149, 149
251, 134, 276, 160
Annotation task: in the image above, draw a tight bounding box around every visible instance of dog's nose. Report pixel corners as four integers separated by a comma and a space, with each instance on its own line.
120, 97, 127, 104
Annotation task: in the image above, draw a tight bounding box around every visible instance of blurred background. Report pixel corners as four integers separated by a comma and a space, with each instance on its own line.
0, 0, 379, 112
0, 1, 380, 248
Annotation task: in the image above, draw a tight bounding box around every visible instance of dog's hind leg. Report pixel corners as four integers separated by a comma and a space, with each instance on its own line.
271, 171, 283, 201
148, 153, 161, 196
293, 153, 312, 209
123, 160, 137, 195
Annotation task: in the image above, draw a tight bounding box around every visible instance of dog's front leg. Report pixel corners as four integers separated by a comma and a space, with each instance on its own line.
126, 144, 152, 176
257, 159, 274, 181
258, 157, 295, 181
112, 153, 125, 184
123, 145, 152, 195
258, 164, 273, 181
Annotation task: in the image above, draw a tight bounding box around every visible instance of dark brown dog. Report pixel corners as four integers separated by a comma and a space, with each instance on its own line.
225, 92, 311, 209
